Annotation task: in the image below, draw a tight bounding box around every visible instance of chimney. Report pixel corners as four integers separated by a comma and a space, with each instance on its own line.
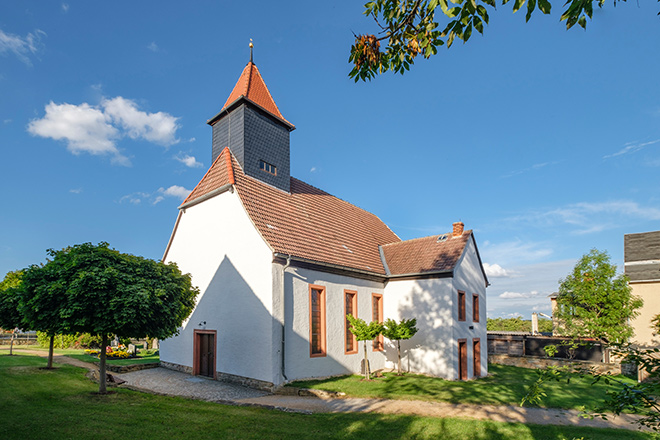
452, 222, 464, 237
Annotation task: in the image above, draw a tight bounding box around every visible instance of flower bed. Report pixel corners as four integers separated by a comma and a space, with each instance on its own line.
85, 345, 135, 360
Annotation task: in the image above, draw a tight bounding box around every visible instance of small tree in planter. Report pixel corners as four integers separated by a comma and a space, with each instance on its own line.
382, 318, 418, 375
347, 314, 383, 380
0, 270, 24, 356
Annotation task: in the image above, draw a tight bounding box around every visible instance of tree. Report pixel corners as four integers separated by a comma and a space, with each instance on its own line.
0, 270, 24, 356
21, 242, 199, 393
349, 0, 660, 81
347, 314, 384, 380
487, 316, 553, 333
553, 249, 642, 345
382, 318, 418, 374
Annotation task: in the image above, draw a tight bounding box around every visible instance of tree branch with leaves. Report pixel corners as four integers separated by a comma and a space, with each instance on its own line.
349, 0, 660, 81
347, 314, 384, 380
382, 318, 418, 374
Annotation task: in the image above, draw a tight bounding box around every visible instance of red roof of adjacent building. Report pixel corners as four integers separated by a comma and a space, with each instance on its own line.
382, 233, 472, 276
180, 147, 480, 279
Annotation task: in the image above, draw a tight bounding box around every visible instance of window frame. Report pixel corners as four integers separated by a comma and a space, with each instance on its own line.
372, 293, 384, 352
259, 159, 277, 176
344, 290, 358, 355
457, 290, 466, 322
309, 284, 327, 358
472, 294, 480, 323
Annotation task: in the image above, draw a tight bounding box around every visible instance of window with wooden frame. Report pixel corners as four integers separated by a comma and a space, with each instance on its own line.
259, 160, 277, 175
457, 290, 466, 321
372, 293, 383, 351
473, 338, 481, 378
345, 290, 358, 354
472, 294, 480, 322
309, 285, 326, 357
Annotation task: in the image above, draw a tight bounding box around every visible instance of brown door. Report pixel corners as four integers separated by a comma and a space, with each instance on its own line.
473, 339, 481, 378
194, 330, 216, 378
458, 339, 467, 380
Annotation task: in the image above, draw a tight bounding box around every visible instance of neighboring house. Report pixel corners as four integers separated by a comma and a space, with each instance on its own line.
625, 230, 660, 347
159, 60, 489, 390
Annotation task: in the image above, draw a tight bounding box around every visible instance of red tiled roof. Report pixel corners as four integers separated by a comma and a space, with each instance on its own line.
183, 148, 400, 275
221, 62, 291, 125
382, 232, 472, 276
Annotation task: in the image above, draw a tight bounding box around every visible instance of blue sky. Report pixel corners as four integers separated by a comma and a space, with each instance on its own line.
1, 1, 659, 319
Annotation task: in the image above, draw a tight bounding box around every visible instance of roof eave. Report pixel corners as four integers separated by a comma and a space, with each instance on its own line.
207, 96, 295, 131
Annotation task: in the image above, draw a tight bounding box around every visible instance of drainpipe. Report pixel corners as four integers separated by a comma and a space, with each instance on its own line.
280, 255, 291, 382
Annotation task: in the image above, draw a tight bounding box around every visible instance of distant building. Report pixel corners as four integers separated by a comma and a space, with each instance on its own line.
624, 230, 660, 347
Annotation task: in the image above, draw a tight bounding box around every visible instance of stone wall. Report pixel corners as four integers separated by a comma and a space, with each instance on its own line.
488, 354, 622, 375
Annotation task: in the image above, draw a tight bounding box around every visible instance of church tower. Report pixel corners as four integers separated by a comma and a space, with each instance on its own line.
207, 56, 295, 193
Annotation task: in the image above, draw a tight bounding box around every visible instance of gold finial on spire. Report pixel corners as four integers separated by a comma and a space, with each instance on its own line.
249, 39, 254, 63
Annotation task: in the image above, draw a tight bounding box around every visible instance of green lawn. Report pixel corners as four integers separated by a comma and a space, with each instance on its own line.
1, 346, 159, 365
0, 354, 651, 440
288, 364, 639, 412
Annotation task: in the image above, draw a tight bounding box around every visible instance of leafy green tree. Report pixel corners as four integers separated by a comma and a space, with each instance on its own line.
349, 0, 660, 81
347, 314, 384, 380
554, 249, 642, 345
21, 242, 199, 393
487, 316, 553, 333
382, 318, 418, 375
0, 270, 24, 355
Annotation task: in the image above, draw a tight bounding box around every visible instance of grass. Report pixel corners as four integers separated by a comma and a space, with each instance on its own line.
0, 353, 651, 440
288, 364, 640, 412
1, 345, 159, 365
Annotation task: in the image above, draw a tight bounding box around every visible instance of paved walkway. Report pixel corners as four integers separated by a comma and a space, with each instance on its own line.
3, 348, 646, 432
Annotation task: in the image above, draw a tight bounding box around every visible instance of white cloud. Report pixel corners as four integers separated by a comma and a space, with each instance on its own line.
61, 3, 69, 12
69, 188, 82, 194
3, 119, 12, 124
175, 153, 203, 168
310, 167, 317, 173
27, 101, 126, 164
603, 139, 660, 159
159, 185, 191, 200
0, 28, 46, 65
483, 263, 515, 278
27, 97, 181, 165
102, 97, 179, 146
481, 239, 554, 267
147, 42, 159, 52
501, 161, 560, 178
500, 290, 539, 299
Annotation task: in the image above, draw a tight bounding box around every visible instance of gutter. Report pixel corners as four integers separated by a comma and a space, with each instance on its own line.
280, 255, 291, 382
272, 253, 387, 279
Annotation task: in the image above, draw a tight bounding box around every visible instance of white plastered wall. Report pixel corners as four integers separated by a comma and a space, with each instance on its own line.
283, 266, 386, 382
159, 190, 276, 384
630, 281, 660, 347
383, 277, 454, 378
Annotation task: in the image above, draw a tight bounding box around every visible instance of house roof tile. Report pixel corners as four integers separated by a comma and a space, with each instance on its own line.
382, 233, 472, 276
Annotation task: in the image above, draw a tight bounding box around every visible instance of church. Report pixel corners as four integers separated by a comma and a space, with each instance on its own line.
159, 56, 489, 390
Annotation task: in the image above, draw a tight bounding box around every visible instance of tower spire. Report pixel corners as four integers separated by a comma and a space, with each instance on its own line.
249, 39, 253, 64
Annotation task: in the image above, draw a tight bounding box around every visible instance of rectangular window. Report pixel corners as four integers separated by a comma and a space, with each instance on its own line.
473, 338, 481, 378
345, 290, 358, 354
259, 160, 277, 175
472, 294, 479, 323
372, 293, 383, 351
458, 291, 466, 321
309, 285, 326, 357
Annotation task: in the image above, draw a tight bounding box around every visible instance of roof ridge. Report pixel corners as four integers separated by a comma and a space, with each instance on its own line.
382, 230, 473, 247
224, 147, 235, 185
245, 62, 253, 98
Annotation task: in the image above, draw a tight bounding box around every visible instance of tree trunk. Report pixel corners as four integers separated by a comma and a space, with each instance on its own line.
47, 335, 54, 368
99, 334, 108, 394
363, 340, 370, 380
397, 339, 402, 375
9, 329, 16, 356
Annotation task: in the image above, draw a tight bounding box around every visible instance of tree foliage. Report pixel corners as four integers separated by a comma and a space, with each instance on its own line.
0, 270, 24, 355
20, 242, 199, 392
554, 249, 642, 345
487, 316, 553, 333
347, 314, 384, 379
382, 318, 418, 374
349, 0, 660, 81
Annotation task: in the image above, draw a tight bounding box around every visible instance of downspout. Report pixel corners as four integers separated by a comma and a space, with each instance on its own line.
280, 255, 291, 382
